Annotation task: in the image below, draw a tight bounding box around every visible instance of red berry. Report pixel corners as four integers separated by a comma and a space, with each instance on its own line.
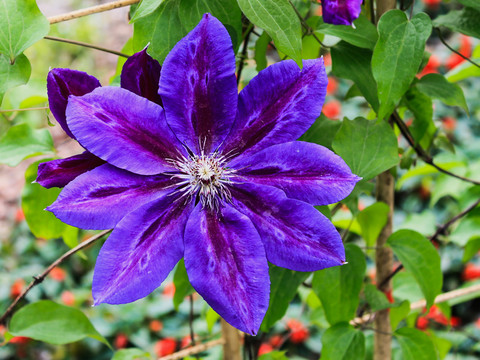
49, 267, 66, 282
61, 291, 75, 306
149, 320, 163, 332
15, 208, 25, 223
155, 338, 177, 357
416, 316, 429, 330
286, 319, 309, 344
422, 0, 441, 8
326, 77, 338, 95
258, 343, 274, 356
9, 336, 30, 345
462, 263, 480, 281
441, 116, 457, 132
269, 334, 283, 348
163, 282, 175, 298
114, 333, 129, 349
322, 100, 341, 120
10, 279, 25, 298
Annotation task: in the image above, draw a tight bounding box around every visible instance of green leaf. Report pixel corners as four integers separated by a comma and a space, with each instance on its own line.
258, 351, 289, 360
130, 0, 164, 22
205, 307, 220, 333
173, 258, 194, 310
332, 117, 399, 181
364, 283, 392, 312
403, 86, 435, 149
112, 348, 151, 360
463, 237, 480, 262
390, 300, 410, 331
394, 327, 436, 360
255, 31, 270, 71
416, 73, 468, 113
321, 323, 365, 360
0, 123, 53, 167
393, 272, 424, 303
260, 265, 310, 332
237, 0, 302, 66
9, 300, 109, 347
22, 160, 66, 239
0, 0, 50, 61
372, 10, 432, 120
357, 202, 390, 248
331, 41, 379, 111
387, 230, 442, 308
299, 114, 341, 150
434, 7, 480, 39
0, 53, 31, 96
450, 216, 480, 247
430, 333, 452, 360
458, 0, 480, 11
445, 56, 480, 82
316, 15, 378, 50
312, 244, 366, 325
133, 0, 242, 63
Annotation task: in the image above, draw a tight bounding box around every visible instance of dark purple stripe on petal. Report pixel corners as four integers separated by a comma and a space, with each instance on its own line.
159, 13, 237, 154
231, 183, 345, 272
66, 87, 186, 175
47, 164, 178, 230
37, 152, 105, 188
184, 204, 269, 335
233, 141, 360, 206
221, 59, 327, 161
93, 194, 193, 305
120, 48, 163, 105
47, 68, 101, 139
322, 0, 362, 26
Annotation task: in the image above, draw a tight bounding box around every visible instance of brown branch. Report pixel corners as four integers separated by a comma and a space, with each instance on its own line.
352, 282, 480, 326
158, 338, 225, 360
435, 28, 480, 70
44, 36, 129, 58
392, 111, 480, 186
237, 23, 253, 86
0, 230, 111, 325
379, 197, 480, 288
288, 0, 328, 48
48, 0, 140, 24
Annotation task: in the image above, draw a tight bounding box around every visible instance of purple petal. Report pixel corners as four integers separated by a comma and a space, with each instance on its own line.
66, 87, 186, 175
184, 204, 269, 335
120, 48, 163, 105
93, 194, 193, 305
47, 164, 178, 230
37, 152, 105, 188
158, 13, 237, 154
322, 0, 362, 26
47, 68, 101, 139
221, 59, 327, 161
231, 183, 345, 272
233, 141, 360, 205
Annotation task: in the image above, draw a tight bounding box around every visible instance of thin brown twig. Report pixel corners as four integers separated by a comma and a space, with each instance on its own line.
158, 338, 225, 360
352, 282, 480, 326
288, 0, 329, 48
392, 111, 480, 186
0, 107, 48, 113
237, 23, 254, 86
378, 197, 480, 288
435, 28, 480, 69
0, 230, 111, 325
44, 36, 129, 58
47, 0, 140, 24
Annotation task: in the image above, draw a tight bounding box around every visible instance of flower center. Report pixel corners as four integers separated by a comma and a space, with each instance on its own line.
170, 152, 236, 210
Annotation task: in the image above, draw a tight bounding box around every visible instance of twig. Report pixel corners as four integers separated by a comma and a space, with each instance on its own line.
237, 23, 254, 86
379, 197, 480, 288
392, 111, 480, 186
352, 283, 480, 326
288, 0, 329, 48
44, 36, 129, 58
0, 230, 111, 325
436, 28, 480, 69
0, 107, 48, 113
47, 0, 140, 24
159, 338, 225, 360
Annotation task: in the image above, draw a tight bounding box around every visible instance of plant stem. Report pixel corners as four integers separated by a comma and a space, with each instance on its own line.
44, 36, 129, 58
436, 28, 480, 69
47, 0, 140, 24
221, 319, 242, 360
237, 23, 254, 86
0, 230, 111, 325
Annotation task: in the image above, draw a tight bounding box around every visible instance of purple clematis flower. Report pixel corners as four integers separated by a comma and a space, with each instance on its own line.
322, 0, 363, 26
37, 47, 162, 188
41, 14, 360, 335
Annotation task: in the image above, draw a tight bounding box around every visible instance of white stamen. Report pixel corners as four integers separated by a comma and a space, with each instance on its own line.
168, 151, 236, 210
